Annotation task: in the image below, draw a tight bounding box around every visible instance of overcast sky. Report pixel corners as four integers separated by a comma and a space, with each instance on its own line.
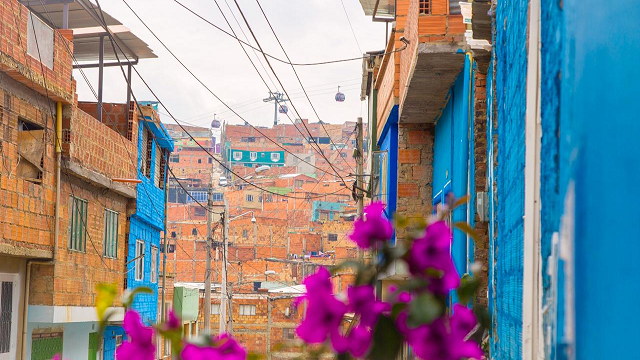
76, 0, 386, 128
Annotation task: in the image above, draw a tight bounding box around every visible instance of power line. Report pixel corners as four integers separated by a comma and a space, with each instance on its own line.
339, 0, 363, 54
253, 0, 356, 174
118, 0, 346, 183
86, 0, 342, 201
172, 0, 407, 67
230, 0, 351, 187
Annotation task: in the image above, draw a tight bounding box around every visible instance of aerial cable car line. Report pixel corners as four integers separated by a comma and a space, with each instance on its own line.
172, 0, 407, 67
89, 0, 348, 200
233, 0, 355, 179
117, 0, 349, 182
210, 0, 353, 184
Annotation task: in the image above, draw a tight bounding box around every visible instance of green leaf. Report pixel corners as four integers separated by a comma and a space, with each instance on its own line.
369, 315, 403, 360
452, 195, 469, 210
95, 283, 117, 320
453, 221, 480, 244
457, 274, 480, 305
122, 286, 154, 309
391, 302, 407, 319
407, 293, 443, 327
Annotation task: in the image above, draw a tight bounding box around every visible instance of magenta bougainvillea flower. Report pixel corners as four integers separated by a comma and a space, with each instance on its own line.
166, 310, 181, 330
348, 202, 393, 249
408, 221, 460, 294
347, 285, 389, 328
296, 267, 347, 345
396, 306, 482, 360
182, 334, 247, 360
180, 334, 247, 360
117, 311, 155, 360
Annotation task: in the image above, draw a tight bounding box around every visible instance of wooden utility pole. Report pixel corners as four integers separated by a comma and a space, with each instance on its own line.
204, 184, 213, 332
219, 198, 230, 334
356, 117, 365, 260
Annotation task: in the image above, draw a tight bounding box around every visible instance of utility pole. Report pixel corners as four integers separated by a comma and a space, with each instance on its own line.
356, 117, 365, 261
219, 198, 230, 334
204, 184, 213, 332
263, 91, 288, 126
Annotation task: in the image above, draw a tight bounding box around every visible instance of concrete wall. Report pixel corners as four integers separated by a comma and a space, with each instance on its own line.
26, 322, 97, 360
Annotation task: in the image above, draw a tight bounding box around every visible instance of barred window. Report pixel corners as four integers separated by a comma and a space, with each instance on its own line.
69, 196, 88, 252
328, 234, 338, 242
158, 150, 166, 189
141, 127, 153, 178
419, 0, 431, 14
104, 209, 118, 258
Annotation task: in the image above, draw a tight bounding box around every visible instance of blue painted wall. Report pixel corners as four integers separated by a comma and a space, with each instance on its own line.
432, 56, 473, 283
561, 0, 640, 358
311, 201, 348, 221
377, 106, 399, 243
102, 326, 126, 360
492, 0, 529, 357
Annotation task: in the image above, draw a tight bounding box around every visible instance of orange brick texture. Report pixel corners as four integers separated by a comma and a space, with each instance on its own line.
0, 0, 74, 103
396, 123, 434, 241
473, 71, 489, 307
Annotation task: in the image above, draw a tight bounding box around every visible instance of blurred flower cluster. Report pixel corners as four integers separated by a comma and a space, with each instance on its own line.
87, 197, 487, 360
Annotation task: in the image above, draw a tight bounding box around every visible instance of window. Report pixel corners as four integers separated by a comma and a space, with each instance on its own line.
17, 119, 44, 183
135, 240, 145, 281
170, 155, 179, 163
328, 234, 338, 242
192, 228, 198, 236
194, 207, 206, 217
419, 0, 431, 14
270, 153, 280, 162
250, 152, 257, 161
0, 275, 17, 357
264, 194, 274, 203
115, 335, 123, 349
210, 304, 220, 315
239, 305, 256, 316
103, 209, 118, 258
141, 128, 153, 178
154, 142, 161, 187
212, 193, 224, 202
242, 230, 248, 238
295, 180, 304, 188
232, 151, 242, 161
282, 328, 296, 340
158, 150, 166, 189
208, 158, 213, 164
151, 246, 158, 283
340, 152, 347, 158
246, 194, 254, 202
197, 159, 202, 164
69, 196, 88, 252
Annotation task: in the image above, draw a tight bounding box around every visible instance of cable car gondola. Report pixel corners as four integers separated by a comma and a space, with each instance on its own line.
279, 104, 289, 114
335, 86, 345, 102
211, 119, 221, 128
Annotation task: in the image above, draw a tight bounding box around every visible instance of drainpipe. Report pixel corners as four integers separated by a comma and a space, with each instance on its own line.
21, 102, 63, 359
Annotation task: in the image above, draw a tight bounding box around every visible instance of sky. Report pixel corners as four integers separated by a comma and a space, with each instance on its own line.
75, 0, 387, 129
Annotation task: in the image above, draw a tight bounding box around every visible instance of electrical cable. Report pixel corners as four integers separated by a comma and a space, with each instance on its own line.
230, 0, 352, 187
121, 0, 349, 180
90, 0, 345, 200
172, 0, 407, 67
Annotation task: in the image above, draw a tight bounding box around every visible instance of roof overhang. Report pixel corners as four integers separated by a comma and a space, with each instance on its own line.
358, 0, 396, 22
21, 0, 156, 64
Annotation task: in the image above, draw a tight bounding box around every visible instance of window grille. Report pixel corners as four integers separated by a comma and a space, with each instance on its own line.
0, 281, 14, 353
328, 234, 338, 242
135, 240, 145, 281
69, 196, 88, 252
104, 209, 118, 258
419, 0, 431, 14
158, 150, 166, 189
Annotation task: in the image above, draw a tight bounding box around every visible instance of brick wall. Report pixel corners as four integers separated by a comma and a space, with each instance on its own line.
473, 71, 489, 307
0, 0, 74, 103
396, 123, 434, 240
30, 178, 128, 307
0, 80, 56, 254
62, 104, 138, 182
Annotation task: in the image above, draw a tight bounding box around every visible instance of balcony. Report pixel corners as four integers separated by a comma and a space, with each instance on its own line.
61, 101, 138, 198
369, 0, 491, 129
0, 0, 74, 103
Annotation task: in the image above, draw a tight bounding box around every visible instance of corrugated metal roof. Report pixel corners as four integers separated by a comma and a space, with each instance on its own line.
22, 0, 156, 62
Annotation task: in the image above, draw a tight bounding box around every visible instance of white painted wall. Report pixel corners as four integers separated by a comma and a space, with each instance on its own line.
26, 322, 98, 360
0, 256, 26, 360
